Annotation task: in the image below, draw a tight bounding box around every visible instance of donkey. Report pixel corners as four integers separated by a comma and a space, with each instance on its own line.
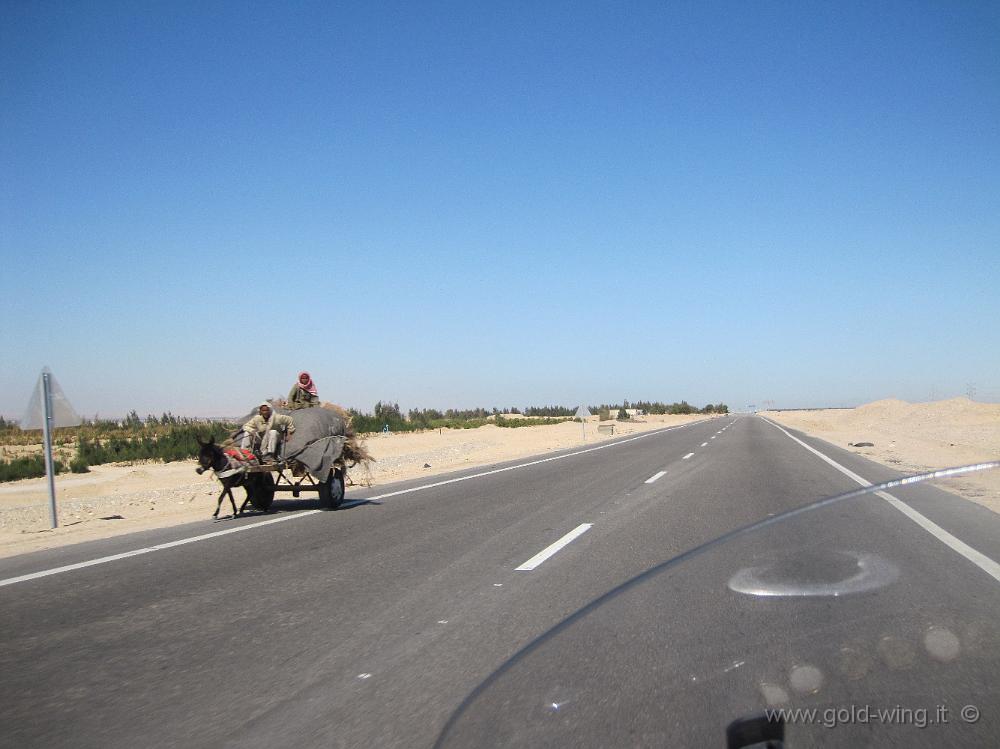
196, 436, 261, 518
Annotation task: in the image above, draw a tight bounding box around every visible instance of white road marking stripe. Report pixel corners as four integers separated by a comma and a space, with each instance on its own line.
1, 420, 710, 588
701, 442, 708, 447
0, 511, 322, 587
711, 435, 717, 439
760, 417, 1000, 584
683, 452, 694, 460
515, 524, 593, 571
645, 471, 667, 484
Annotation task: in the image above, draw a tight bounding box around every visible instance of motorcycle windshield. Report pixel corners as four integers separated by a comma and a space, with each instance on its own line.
437, 463, 1000, 748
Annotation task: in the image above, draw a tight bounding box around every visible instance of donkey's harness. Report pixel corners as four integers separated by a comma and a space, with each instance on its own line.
215, 447, 259, 480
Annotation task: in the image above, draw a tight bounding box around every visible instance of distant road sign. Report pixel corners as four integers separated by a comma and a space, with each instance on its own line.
574, 405, 591, 443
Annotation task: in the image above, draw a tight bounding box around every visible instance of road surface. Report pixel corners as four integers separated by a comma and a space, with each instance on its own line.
2, 416, 998, 747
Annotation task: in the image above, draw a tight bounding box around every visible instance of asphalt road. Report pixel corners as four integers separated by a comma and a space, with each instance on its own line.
2, 416, 999, 748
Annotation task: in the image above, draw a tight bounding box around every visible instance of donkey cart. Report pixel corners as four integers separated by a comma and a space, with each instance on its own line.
199, 406, 357, 517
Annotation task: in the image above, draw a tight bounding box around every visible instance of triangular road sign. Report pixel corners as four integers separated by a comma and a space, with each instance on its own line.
21, 367, 81, 429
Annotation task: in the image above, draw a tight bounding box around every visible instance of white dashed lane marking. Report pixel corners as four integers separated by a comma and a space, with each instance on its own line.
515, 524, 593, 571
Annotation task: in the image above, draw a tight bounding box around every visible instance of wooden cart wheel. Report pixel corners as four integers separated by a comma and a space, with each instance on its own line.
317, 468, 345, 510
250, 472, 276, 512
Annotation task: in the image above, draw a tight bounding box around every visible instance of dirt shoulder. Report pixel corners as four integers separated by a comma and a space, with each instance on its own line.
0, 414, 712, 559
763, 398, 1000, 514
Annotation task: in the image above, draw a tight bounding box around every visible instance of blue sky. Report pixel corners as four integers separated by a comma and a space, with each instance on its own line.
2, 1, 998, 418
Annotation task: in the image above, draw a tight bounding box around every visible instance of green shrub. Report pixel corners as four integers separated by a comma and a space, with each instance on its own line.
0, 455, 67, 482
495, 415, 572, 428
73, 424, 234, 467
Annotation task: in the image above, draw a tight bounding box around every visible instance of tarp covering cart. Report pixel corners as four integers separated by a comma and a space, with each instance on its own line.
236, 407, 351, 511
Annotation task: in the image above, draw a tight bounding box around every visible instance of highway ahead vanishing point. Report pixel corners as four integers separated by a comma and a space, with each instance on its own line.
3, 416, 999, 748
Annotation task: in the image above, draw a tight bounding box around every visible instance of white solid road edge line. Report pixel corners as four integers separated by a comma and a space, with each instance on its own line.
760, 417, 1000, 584
515, 524, 593, 571
645, 470, 667, 484
0, 510, 323, 588
1, 419, 711, 588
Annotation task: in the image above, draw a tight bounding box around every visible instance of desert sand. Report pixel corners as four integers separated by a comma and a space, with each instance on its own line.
0, 414, 709, 558
764, 398, 1000, 513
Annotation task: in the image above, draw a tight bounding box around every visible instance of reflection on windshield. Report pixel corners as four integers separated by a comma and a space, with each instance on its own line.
437, 462, 1000, 748
727, 550, 899, 597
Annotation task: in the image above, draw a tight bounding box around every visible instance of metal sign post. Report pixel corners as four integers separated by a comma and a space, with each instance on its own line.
41, 372, 58, 528
21, 367, 82, 529
574, 405, 592, 443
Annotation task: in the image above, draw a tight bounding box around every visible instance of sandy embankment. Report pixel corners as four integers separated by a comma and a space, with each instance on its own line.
0, 414, 710, 558
764, 398, 1000, 513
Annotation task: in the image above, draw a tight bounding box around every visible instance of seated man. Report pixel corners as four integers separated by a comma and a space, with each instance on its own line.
241, 402, 295, 461
287, 371, 320, 410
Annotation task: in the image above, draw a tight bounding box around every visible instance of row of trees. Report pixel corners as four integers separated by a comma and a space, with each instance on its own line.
120, 411, 194, 428
0, 412, 220, 447
345, 400, 729, 431
348, 402, 574, 433
0, 422, 239, 482
1, 399, 728, 439
592, 400, 729, 416
0, 399, 728, 481
354, 400, 730, 427
523, 405, 575, 417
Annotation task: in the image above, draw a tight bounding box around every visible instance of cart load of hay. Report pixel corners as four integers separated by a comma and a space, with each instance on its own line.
277, 403, 371, 479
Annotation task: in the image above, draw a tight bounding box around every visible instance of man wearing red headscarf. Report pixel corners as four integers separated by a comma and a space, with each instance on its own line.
288, 371, 320, 410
